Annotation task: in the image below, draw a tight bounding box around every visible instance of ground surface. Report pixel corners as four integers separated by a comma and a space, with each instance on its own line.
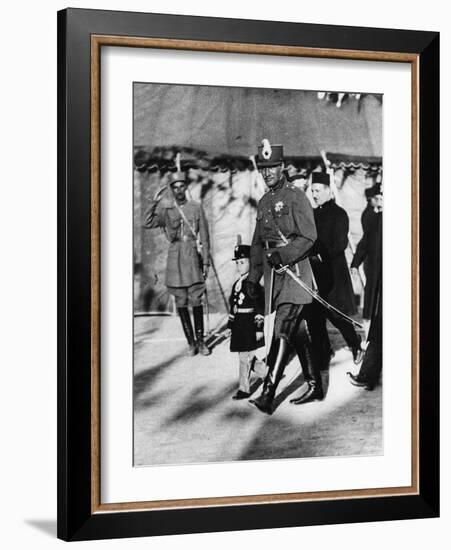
134, 314, 382, 466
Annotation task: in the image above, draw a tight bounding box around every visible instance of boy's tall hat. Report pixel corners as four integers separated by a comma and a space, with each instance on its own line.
232, 234, 251, 260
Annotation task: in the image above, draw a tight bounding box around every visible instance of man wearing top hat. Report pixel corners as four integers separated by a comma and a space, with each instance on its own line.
143, 170, 211, 356
309, 172, 364, 367
246, 139, 318, 415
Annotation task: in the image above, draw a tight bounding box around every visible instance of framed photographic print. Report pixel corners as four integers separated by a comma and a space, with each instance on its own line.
57, 7, 439, 541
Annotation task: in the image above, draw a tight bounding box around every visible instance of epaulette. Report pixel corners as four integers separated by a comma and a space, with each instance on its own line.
286, 184, 306, 198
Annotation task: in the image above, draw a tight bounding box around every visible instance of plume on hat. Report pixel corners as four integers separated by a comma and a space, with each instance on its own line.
175, 152, 182, 172
261, 139, 272, 160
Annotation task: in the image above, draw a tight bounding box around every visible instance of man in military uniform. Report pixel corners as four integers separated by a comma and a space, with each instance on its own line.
246, 139, 317, 415
143, 170, 211, 356
309, 172, 364, 365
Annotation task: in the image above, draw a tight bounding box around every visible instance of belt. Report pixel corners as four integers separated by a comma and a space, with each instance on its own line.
172, 236, 196, 243
236, 308, 254, 313
264, 240, 289, 249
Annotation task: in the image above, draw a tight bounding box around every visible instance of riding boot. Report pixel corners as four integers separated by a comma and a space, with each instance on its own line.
306, 303, 333, 370
250, 338, 288, 415
177, 307, 197, 356
193, 305, 211, 355
291, 337, 324, 405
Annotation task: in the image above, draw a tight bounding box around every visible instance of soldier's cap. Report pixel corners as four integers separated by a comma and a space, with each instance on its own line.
233, 244, 251, 261
311, 172, 331, 186
365, 184, 383, 198
256, 139, 284, 167
169, 171, 187, 186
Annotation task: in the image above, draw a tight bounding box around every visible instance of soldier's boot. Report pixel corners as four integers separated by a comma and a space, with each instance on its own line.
177, 307, 197, 356
250, 338, 288, 415
290, 339, 324, 405
193, 305, 211, 356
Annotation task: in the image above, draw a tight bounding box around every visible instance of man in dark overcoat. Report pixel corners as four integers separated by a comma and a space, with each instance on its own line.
246, 139, 317, 415
309, 172, 364, 365
347, 263, 382, 390
351, 185, 383, 321
143, 171, 211, 355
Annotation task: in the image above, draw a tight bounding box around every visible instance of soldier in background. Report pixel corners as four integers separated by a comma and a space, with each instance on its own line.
246, 139, 317, 415
143, 171, 211, 356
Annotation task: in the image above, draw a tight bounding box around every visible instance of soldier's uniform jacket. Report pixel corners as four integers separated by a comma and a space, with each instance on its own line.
227, 274, 264, 352
143, 199, 210, 287
248, 176, 317, 308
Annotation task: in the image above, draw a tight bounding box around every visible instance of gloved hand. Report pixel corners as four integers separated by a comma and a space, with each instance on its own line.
267, 251, 283, 268
245, 280, 259, 301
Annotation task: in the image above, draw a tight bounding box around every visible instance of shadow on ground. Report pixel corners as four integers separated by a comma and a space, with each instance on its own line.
163, 381, 238, 425
240, 386, 382, 461
134, 350, 187, 400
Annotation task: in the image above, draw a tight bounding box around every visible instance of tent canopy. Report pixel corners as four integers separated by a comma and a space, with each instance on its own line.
134, 83, 382, 166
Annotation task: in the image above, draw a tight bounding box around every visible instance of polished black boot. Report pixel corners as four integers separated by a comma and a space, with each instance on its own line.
250, 338, 287, 415
177, 307, 197, 356
193, 305, 211, 355
290, 381, 324, 404
291, 337, 324, 405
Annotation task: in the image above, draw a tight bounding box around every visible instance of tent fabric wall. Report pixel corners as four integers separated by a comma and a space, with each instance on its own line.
134, 166, 379, 314
134, 84, 382, 158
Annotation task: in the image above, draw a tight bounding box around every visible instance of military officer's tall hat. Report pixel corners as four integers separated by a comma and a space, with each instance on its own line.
256, 139, 284, 167
169, 152, 187, 186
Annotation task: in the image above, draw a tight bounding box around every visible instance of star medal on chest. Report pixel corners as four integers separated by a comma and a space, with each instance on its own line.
274, 200, 285, 213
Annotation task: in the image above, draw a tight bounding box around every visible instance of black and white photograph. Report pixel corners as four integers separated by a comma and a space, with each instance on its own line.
133, 82, 383, 466
0, 0, 445, 546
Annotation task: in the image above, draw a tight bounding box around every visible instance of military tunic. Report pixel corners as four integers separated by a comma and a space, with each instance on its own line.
143, 199, 210, 287
227, 274, 264, 352
248, 177, 317, 309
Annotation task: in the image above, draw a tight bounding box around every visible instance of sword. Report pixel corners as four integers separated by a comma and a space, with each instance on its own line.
263, 267, 276, 371
275, 264, 364, 329
204, 284, 211, 334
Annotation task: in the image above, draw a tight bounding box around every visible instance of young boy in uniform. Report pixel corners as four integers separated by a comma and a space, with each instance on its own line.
228, 241, 265, 400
